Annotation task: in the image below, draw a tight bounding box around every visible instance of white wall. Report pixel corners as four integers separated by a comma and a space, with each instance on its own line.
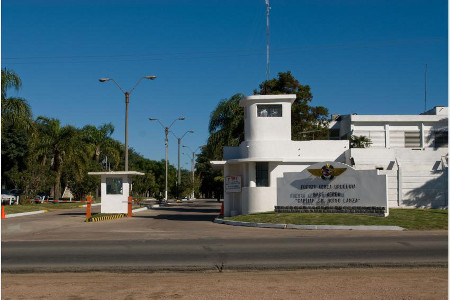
225, 140, 349, 163
100, 174, 130, 214
337, 113, 448, 149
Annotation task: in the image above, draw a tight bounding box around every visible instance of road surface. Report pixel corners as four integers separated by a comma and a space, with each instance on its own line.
2, 199, 447, 272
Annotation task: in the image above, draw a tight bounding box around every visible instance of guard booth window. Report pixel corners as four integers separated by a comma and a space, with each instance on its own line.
256, 162, 269, 187
106, 177, 123, 194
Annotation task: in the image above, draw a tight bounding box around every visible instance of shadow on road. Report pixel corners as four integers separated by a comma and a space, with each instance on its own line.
133, 214, 217, 222
153, 207, 219, 214
57, 212, 88, 216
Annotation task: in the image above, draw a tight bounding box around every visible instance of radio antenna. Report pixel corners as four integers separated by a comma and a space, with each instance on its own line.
424, 63, 427, 112
266, 0, 271, 80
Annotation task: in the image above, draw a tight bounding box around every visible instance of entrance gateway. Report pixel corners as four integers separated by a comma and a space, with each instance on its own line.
211, 94, 388, 217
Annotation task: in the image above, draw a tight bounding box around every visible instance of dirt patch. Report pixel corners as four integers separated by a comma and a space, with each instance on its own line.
2, 268, 447, 299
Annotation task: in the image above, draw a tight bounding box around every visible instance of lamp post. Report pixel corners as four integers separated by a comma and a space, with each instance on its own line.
149, 117, 185, 201
182, 145, 203, 199
99, 76, 156, 171
170, 130, 194, 199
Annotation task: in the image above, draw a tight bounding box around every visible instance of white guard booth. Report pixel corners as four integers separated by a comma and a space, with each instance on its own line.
88, 171, 144, 214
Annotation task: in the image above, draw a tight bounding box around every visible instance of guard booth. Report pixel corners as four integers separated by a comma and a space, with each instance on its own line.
88, 171, 144, 214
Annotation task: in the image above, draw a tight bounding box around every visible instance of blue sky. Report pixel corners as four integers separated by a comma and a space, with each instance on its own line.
2, 0, 448, 168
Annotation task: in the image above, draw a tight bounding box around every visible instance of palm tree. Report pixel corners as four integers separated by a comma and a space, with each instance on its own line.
350, 135, 372, 148
35, 116, 89, 200
82, 123, 119, 167
82, 123, 120, 199
208, 93, 245, 159
1, 68, 33, 132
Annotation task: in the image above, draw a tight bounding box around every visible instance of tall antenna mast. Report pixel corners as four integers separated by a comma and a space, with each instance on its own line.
266, 0, 271, 80
424, 63, 427, 112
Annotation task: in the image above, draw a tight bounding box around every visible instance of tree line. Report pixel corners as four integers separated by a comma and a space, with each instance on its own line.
1, 68, 195, 201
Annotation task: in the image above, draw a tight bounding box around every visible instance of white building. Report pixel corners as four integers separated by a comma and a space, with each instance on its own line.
212, 94, 448, 216
330, 106, 448, 208
212, 95, 349, 217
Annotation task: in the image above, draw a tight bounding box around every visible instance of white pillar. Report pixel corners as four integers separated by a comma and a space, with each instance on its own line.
248, 162, 256, 187
420, 123, 425, 149
224, 164, 231, 217
385, 124, 390, 148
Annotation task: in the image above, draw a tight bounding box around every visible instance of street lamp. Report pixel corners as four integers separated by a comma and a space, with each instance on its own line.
149, 117, 185, 201
182, 145, 203, 199
170, 130, 194, 199
99, 76, 156, 171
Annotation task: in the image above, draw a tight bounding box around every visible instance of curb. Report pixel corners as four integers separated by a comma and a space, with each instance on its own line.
214, 218, 405, 231
86, 214, 125, 222
4, 210, 48, 219
132, 207, 150, 213
86, 207, 150, 222
79, 203, 102, 208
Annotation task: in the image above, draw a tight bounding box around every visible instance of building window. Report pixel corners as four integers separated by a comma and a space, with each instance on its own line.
404, 131, 421, 148
257, 104, 282, 117
256, 162, 269, 187
106, 177, 123, 195
434, 130, 448, 148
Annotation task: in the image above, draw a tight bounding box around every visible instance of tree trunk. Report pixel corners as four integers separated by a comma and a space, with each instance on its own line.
53, 154, 63, 200
54, 172, 61, 201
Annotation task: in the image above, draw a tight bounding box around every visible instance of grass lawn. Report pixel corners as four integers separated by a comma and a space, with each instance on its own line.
4, 202, 90, 214
225, 209, 448, 230
3, 201, 143, 215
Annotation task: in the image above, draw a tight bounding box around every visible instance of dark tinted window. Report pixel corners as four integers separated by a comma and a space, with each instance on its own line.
256, 162, 269, 187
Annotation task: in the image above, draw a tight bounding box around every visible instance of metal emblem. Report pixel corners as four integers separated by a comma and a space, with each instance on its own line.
307, 163, 347, 180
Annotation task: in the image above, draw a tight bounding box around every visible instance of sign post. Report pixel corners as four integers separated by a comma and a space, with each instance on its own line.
86, 196, 92, 221
225, 176, 242, 193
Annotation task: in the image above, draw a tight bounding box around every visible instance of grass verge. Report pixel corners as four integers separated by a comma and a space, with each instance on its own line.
225, 209, 448, 230
4, 202, 90, 214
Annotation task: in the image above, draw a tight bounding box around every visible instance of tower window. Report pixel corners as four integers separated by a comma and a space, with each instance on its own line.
257, 105, 282, 117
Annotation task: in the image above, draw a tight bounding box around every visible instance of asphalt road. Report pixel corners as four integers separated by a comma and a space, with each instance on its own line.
1, 199, 447, 272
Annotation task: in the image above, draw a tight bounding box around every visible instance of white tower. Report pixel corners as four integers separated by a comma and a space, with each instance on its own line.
240, 94, 296, 142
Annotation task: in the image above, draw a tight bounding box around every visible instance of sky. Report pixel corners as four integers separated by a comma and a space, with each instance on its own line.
2, 0, 448, 169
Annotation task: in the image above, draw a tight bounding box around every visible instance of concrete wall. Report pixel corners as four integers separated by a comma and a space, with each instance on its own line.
225, 159, 350, 216
224, 140, 349, 163
351, 148, 448, 208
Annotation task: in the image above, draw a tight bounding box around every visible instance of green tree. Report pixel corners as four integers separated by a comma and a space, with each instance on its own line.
35, 117, 89, 200
255, 71, 329, 140
196, 144, 223, 200
1, 68, 33, 133
1, 69, 35, 190
207, 93, 245, 159
82, 123, 119, 166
